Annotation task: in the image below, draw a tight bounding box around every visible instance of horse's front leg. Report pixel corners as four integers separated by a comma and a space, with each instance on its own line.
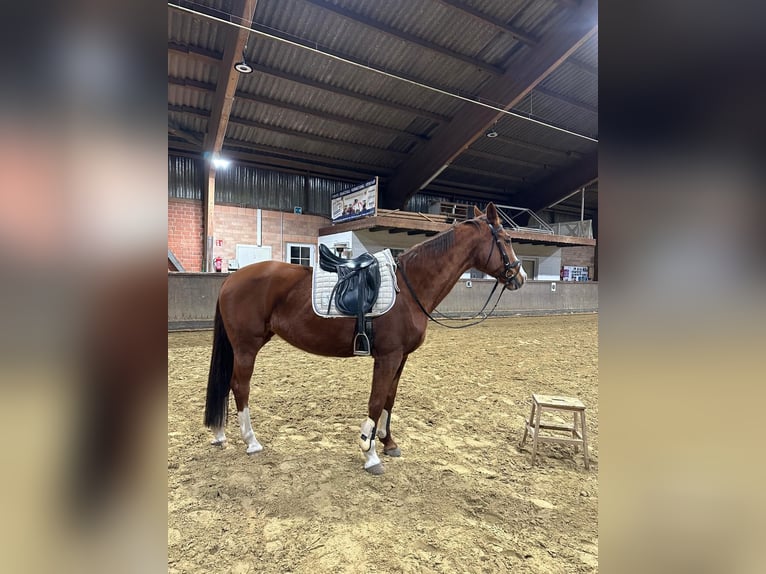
359, 352, 402, 475
231, 348, 263, 454
377, 354, 408, 457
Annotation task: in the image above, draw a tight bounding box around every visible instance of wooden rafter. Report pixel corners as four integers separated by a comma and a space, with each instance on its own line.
238, 62, 449, 124
229, 115, 411, 158
301, 0, 505, 75
566, 57, 598, 76
168, 42, 222, 66
534, 86, 597, 114
490, 134, 583, 160
170, 75, 429, 141
170, 103, 411, 158
382, 0, 597, 208
434, 0, 538, 46
170, 139, 388, 181
203, 0, 258, 154
510, 151, 597, 212
446, 164, 525, 183
463, 148, 545, 169
234, 93, 428, 141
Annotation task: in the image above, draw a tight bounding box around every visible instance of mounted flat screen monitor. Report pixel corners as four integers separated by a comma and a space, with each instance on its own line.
331, 177, 378, 223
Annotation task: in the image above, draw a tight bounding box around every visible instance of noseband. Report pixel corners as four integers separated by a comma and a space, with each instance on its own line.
487, 223, 523, 289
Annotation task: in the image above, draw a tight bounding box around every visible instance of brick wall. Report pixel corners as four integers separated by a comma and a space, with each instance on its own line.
168, 199, 204, 272
213, 206, 330, 264
560, 245, 596, 279
169, 201, 332, 270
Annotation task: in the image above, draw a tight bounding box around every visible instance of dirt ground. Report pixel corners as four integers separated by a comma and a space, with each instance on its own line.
168, 313, 598, 574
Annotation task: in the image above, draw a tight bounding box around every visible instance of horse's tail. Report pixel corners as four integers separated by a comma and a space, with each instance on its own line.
204, 301, 233, 429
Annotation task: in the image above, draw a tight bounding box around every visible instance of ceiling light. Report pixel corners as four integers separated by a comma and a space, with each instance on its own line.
234, 61, 253, 74
212, 156, 231, 169
486, 128, 498, 138
234, 46, 253, 74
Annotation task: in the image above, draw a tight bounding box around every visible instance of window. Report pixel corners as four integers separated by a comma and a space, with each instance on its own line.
287, 243, 314, 267
521, 259, 537, 280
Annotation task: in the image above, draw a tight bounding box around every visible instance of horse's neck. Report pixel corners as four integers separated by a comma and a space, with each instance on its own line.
401, 226, 479, 312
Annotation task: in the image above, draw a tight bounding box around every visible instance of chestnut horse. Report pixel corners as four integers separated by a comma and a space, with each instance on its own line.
204, 203, 526, 474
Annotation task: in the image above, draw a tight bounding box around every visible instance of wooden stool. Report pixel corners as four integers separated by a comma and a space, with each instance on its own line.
520, 394, 590, 469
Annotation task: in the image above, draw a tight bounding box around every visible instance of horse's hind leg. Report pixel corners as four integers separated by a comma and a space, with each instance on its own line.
231, 336, 271, 454
359, 352, 403, 475
378, 355, 408, 457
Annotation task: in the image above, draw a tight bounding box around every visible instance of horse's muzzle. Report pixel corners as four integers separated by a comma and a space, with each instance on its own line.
509, 266, 527, 290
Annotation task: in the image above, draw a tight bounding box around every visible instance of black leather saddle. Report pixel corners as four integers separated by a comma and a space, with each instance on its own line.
319, 244, 381, 355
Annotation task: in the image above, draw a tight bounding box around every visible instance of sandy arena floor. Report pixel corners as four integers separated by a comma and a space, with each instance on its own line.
168, 313, 598, 573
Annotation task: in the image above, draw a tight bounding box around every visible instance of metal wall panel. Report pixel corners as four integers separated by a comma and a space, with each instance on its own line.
168, 155, 204, 200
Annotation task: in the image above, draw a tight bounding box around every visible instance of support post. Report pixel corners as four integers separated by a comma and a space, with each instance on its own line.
204, 167, 216, 272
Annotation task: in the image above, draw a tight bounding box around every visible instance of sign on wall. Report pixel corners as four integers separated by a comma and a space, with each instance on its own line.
331, 177, 378, 223
561, 265, 589, 281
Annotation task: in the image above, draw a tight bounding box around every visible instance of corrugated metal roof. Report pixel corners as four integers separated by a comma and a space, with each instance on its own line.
168, 52, 221, 85
168, 8, 228, 54
571, 32, 598, 67
254, 0, 495, 94
168, 0, 598, 212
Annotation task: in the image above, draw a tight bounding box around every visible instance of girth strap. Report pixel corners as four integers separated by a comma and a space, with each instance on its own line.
319, 244, 380, 355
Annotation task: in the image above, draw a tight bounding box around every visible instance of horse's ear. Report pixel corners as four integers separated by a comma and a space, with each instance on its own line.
486, 202, 500, 225
473, 205, 483, 218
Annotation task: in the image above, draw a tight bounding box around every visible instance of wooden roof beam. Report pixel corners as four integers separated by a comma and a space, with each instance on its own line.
510, 150, 597, 212
302, 0, 505, 75
229, 116, 410, 158
534, 86, 597, 114
169, 104, 409, 159
232, 92, 429, 142
491, 134, 583, 160
462, 148, 544, 169
169, 76, 429, 141
566, 57, 598, 76
203, 0, 258, 154
243, 61, 450, 124
168, 121, 203, 147
169, 139, 390, 181
383, 0, 597, 208
434, 0, 538, 46
168, 42, 222, 66
446, 164, 525, 183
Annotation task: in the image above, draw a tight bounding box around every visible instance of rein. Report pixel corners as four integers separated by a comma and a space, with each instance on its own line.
397, 221, 521, 329
398, 263, 507, 329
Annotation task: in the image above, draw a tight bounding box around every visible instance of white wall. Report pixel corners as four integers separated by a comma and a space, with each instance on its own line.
352, 229, 427, 255
514, 244, 562, 280
318, 229, 563, 281
317, 231, 355, 258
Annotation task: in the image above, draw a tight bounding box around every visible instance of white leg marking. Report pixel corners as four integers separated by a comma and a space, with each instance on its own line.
377, 409, 389, 440
359, 417, 381, 470
363, 440, 381, 470
238, 407, 263, 454
210, 426, 227, 446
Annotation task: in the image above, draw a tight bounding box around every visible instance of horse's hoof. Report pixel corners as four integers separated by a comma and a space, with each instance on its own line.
246, 444, 263, 454
211, 439, 226, 447
365, 463, 385, 475
383, 447, 401, 457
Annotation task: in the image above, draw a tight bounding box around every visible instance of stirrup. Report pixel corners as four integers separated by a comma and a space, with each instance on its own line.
353, 332, 371, 356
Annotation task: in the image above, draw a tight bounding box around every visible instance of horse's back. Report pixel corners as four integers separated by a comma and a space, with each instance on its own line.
219, 261, 311, 320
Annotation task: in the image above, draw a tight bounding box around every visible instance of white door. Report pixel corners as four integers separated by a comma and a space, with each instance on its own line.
235, 244, 272, 268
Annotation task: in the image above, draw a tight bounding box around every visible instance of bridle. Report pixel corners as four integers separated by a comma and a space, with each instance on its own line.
487, 222, 523, 290
397, 220, 523, 329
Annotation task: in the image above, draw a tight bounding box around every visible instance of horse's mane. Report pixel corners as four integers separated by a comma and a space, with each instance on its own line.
397, 218, 483, 263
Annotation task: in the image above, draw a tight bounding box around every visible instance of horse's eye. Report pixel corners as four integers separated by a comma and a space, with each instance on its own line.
503, 238, 511, 245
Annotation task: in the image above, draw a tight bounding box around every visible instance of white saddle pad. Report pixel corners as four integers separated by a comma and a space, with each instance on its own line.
312, 249, 398, 318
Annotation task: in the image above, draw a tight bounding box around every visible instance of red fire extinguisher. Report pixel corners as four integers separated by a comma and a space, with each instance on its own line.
214, 256, 223, 272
